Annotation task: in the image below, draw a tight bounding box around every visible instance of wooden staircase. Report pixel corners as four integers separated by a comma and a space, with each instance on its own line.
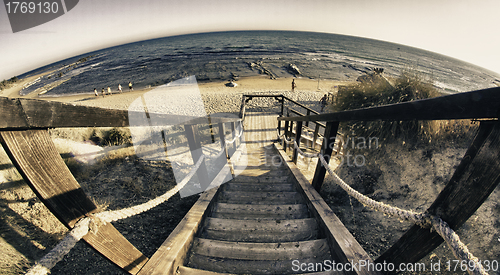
182, 135, 338, 274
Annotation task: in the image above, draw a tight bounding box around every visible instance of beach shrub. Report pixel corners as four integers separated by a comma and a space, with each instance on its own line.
101, 128, 132, 146
331, 70, 471, 145
0, 76, 18, 91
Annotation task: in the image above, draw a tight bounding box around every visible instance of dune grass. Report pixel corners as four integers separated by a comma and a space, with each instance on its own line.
331, 70, 475, 146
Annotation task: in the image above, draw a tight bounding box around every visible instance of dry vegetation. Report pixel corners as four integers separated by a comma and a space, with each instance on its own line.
0, 127, 198, 274
316, 71, 500, 274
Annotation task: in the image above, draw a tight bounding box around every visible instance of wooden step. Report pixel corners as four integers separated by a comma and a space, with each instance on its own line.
231, 175, 292, 183
177, 265, 342, 275
190, 238, 330, 261
212, 203, 309, 220
218, 191, 304, 204
237, 168, 290, 177
223, 182, 295, 192
201, 217, 319, 242
187, 254, 336, 275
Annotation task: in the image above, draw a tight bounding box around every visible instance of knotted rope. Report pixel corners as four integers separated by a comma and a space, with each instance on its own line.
26, 155, 205, 275
278, 133, 486, 275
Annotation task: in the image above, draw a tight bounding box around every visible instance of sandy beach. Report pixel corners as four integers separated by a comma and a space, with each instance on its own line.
1, 73, 351, 114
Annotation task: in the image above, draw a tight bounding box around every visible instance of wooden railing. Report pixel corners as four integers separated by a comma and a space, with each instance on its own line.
0, 96, 243, 274
277, 86, 500, 273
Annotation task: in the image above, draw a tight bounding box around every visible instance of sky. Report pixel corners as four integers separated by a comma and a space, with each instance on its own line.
0, 0, 499, 80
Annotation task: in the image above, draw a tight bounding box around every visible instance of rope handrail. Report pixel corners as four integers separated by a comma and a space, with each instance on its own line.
27, 121, 246, 275
26, 155, 206, 275
279, 133, 487, 275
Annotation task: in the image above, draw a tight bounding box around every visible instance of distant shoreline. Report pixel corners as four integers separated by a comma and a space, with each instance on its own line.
1, 72, 353, 113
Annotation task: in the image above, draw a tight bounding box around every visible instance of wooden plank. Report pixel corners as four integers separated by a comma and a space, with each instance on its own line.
202, 217, 319, 242
278, 86, 500, 122
177, 266, 232, 275
292, 121, 303, 164
0, 97, 240, 129
190, 238, 330, 261
376, 121, 500, 270
187, 255, 336, 275
311, 121, 339, 191
275, 143, 381, 275
184, 124, 210, 191
213, 203, 308, 219
137, 187, 220, 275
239, 96, 247, 119
0, 129, 148, 274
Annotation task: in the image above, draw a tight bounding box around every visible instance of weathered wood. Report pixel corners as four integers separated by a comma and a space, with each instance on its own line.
228, 122, 236, 158
275, 143, 381, 275
311, 121, 340, 192
201, 217, 319, 242
0, 129, 148, 274
292, 121, 303, 164
279, 87, 500, 122
218, 191, 304, 205
187, 255, 334, 275
376, 121, 500, 271
312, 123, 321, 150
238, 96, 246, 119
177, 266, 230, 275
137, 187, 220, 275
184, 124, 210, 190
283, 119, 290, 151
217, 122, 228, 159
191, 238, 330, 261
0, 97, 241, 129
213, 203, 309, 220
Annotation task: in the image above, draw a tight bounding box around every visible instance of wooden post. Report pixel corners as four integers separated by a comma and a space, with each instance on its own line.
208, 117, 215, 143
280, 95, 285, 117
239, 96, 246, 120
184, 124, 210, 191
283, 120, 289, 152
376, 121, 500, 272
218, 122, 228, 159
311, 121, 339, 192
228, 122, 236, 158
292, 121, 303, 164
312, 123, 320, 150
305, 110, 311, 128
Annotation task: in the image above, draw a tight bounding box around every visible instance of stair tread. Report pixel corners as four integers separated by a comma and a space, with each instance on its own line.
191, 238, 330, 261
187, 254, 338, 275
213, 203, 309, 219
201, 217, 319, 242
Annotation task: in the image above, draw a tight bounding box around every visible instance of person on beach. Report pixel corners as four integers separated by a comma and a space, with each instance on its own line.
107, 86, 112, 95
118, 84, 122, 93
129, 81, 133, 91
101, 88, 105, 97
320, 94, 328, 112
291, 79, 296, 92
94, 88, 98, 97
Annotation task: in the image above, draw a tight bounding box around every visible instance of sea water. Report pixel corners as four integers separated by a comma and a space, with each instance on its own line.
19, 31, 500, 96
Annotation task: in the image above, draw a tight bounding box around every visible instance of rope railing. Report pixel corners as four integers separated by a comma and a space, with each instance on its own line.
26, 154, 206, 275
26, 120, 246, 275
279, 134, 487, 275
